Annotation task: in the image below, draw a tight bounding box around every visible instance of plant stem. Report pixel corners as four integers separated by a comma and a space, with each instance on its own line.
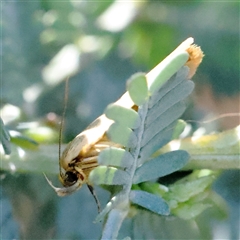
101, 208, 128, 240
184, 154, 240, 170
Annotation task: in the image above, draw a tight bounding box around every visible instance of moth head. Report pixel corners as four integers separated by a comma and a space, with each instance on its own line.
44, 170, 84, 197
45, 158, 87, 196
59, 163, 87, 186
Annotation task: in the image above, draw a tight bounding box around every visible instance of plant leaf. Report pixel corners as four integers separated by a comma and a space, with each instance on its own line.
127, 73, 149, 106
102, 66, 193, 217
0, 144, 59, 174
148, 66, 189, 108
145, 77, 194, 126
165, 175, 215, 203
172, 201, 211, 220
172, 120, 187, 139
148, 52, 189, 94
107, 123, 137, 148
140, 101, 186, 148
10, 130, 39, 150
130, 190, 170, 215
105, 103, 140, 129
138, 121, 177, 162
103, 67, 194, 195
133, 150, 189, 184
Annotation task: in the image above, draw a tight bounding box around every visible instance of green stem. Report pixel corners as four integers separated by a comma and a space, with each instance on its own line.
184, 154, 240, 170
101, 209, 128, 240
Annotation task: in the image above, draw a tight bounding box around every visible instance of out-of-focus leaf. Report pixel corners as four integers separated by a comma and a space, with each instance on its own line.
24, 126, 59, 143
166, 125, 240, 155
126, 73, 148, 106
172, 201, 212, 220
0, 117, 11, 154
172, 119, 187, 139
133, 150, 189, 184
165, 175, 215, 203
130, 190, 169, 215
151, 172, 217, 220
159, 125, 240, 170
134, 182, 169, 197
0, 145, 59, 174
10, 131, 39, 150
105, 103, 140, 129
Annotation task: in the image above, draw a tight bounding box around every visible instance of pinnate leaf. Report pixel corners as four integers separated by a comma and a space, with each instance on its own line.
105, 103, 140, 129
133, 150, 190, 184
130, 190, 170, 215
127, 73, 149, 106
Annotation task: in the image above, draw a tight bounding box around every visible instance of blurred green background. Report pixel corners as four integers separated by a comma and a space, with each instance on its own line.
1, 1, 239, 239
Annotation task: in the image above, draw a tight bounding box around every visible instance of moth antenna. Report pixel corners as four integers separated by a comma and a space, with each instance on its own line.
59, 77, 69, 177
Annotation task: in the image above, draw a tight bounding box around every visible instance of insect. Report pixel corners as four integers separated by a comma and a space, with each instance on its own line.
45, 37, 203, 212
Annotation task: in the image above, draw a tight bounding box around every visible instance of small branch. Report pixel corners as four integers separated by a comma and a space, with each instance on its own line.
184, 154, 240, 170
101, 208, 128, 240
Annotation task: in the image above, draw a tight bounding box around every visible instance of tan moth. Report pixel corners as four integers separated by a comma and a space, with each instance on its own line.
46, 38, 204, 211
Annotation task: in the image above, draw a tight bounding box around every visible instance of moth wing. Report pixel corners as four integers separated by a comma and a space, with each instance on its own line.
60, 115, 113, 169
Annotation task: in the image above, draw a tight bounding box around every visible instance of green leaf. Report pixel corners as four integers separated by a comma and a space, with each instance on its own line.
145, 75, 194, 127
92, 42, 199, 236
138, 67, 193, 164
172, 119, 187, 139
148, 51, 189, 94
105, 103, 140, 129
140, 101, 186, 148
0, 145, 59, 174
100, 66, 194, 227
107, 123, 137, 148
165, 175, 215, 203
98, 147, 133, 169
24, 126, 59, 143
133, 150, 189, 184
138, 121, 177, 162
10, 130, 39, 150
89, 166, 130, 185
161, 125, 240, 170
136, 182, 169, 196
126, 73, 149, 106
130, 190, 169, 215
172, 201, 212, 220
148, 66, 190, 108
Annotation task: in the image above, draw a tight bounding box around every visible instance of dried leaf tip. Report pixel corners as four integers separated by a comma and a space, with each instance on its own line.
185, 43, 204, 79
174, 37, 204, 79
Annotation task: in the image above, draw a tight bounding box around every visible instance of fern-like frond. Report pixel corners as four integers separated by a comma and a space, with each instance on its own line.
88, 38, 203, 239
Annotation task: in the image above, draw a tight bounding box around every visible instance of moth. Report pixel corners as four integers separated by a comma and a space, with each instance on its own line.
46, 38, 204, 211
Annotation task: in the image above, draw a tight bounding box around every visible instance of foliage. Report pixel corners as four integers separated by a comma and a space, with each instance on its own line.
1, 1, 239, 239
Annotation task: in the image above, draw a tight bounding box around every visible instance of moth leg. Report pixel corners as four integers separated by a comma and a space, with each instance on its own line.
87, 184, 101, 213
